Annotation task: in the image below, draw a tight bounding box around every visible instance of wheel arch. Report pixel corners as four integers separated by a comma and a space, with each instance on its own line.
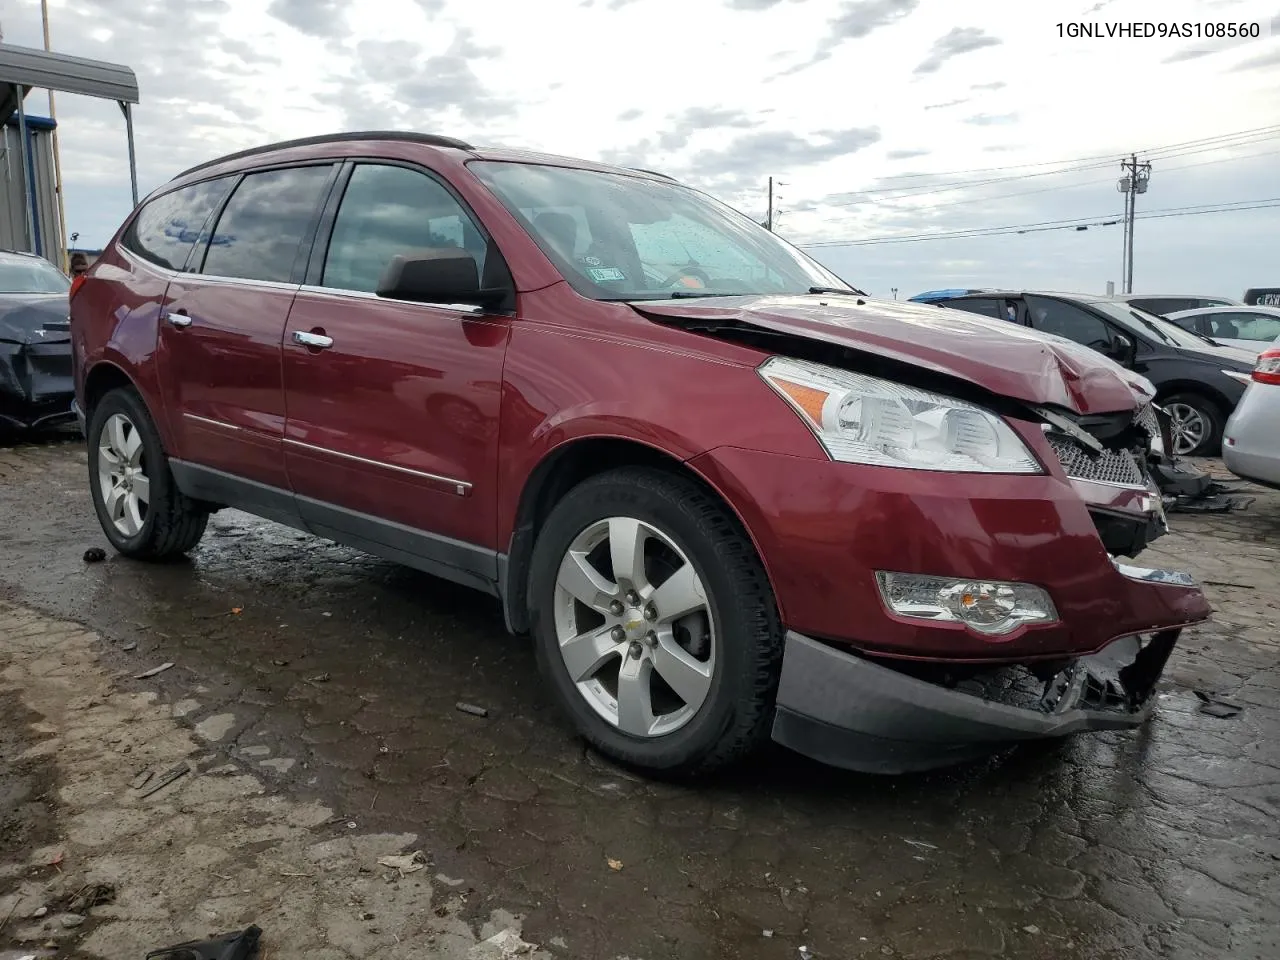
499, 435, 778, 636
1153, 380, 1232, 413
83, 359, 178, 453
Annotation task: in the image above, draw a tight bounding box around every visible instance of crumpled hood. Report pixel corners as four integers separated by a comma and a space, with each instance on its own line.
0, 293, 70, 344
634, 294, 1151, 415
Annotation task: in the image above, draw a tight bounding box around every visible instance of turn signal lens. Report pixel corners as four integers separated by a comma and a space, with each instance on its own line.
1253, 348, 1280, 386
69, 274, 87, 301
875, 571, 1059, 636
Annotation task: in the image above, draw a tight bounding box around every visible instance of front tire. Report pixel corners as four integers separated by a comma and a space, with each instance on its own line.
1163, 392, 1225, 457
528, 467, 783, 776
86, 387, 208, 559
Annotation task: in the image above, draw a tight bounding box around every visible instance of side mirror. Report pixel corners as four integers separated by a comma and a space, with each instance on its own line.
376, 251, 506, 308
1109, 332, 1136, 366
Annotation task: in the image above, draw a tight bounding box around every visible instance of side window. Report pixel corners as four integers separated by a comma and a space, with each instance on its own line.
945, 298, 1003, 319
1025, 296, 1115, 350
322, 164, 487, 294
1220, 312, 1280, 343
201, 166, 335, 284
122, 178, 234, 271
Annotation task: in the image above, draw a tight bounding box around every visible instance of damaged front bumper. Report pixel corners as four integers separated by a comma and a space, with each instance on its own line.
0, 338, 76, 431
771, 563, 1201, 774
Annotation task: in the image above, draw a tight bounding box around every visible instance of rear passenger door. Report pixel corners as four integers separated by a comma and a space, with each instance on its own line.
157, 164, 338, 506
281, 161, 510, 586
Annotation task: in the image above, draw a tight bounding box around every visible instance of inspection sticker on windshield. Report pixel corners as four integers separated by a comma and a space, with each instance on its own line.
588, 266, 626, 282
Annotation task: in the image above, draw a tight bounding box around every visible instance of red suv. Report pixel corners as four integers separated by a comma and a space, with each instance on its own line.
70, 132, 1210, 775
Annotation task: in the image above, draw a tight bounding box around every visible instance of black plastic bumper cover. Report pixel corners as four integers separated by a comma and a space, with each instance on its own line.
771, 629, 1179, 774
0, 339, 75, 430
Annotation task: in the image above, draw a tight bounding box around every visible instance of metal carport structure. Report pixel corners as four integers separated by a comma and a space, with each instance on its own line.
0, 42, 140, 261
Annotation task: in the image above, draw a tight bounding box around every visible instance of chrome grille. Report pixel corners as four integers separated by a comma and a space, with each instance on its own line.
1048, 436, 1145, 487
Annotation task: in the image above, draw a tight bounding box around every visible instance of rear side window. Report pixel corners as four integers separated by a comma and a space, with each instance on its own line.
1212, 312, 1280, 343
123, 178, 234, 271
945, 298, 1004, 319
200, 166, 335, 284
321, 164, 487, 294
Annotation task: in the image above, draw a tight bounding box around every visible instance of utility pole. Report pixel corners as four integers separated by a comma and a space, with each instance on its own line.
41, 0, 70, 273
1117, 154, 1151, 293
891, 287, 898, 300
766, 177, 773, 232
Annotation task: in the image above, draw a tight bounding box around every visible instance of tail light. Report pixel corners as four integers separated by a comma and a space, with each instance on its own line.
1254, 348, 1280, 386
69, 273, 87, 301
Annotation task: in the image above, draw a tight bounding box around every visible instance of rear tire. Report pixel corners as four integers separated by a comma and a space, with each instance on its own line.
86, 387, 208, 559
1163, 392, 1224, 457
528, 467, 783, 777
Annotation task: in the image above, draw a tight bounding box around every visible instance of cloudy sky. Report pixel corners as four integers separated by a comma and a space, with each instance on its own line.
4, 0, 1278, 299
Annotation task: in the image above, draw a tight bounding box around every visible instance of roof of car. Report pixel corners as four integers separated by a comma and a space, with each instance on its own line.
171, 131, 676, 184
1113, 293, 1238, 301
0, 249, 52, 263
937, 289, 1109, 303
1166, 304, 1280, 317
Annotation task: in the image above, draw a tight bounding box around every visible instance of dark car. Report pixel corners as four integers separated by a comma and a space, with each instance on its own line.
928, 291, 1256, 456
70, 132, 1208, 776
0, 249, 75, 433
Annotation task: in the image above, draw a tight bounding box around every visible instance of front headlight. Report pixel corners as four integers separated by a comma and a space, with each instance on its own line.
759, 357, 1042, 473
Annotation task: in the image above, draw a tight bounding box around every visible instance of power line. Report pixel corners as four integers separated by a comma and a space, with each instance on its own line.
865, 123, 1280, 183
823, 129, 1280, 207
799, 198, 1280, 248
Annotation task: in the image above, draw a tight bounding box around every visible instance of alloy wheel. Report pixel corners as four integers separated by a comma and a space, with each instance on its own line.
97, 413, 150, 536
1166, 402, 1207, 456
552, 516, 716, 738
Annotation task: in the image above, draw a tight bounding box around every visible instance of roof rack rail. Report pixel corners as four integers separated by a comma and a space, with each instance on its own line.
171, 131, 475, 181
630, 167, 677, 181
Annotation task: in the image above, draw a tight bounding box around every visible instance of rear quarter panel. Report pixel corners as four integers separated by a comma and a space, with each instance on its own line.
71, 244, 175, 449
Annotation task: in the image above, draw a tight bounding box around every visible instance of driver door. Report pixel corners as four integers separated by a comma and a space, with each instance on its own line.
1024, 294, 1130, 365
281, 161, 510, 584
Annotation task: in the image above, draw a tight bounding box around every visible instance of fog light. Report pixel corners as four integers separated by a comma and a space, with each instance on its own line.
875, 572, 1059, 636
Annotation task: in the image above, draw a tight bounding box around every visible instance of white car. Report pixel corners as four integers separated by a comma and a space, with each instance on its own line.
1164, 305, 1280, 356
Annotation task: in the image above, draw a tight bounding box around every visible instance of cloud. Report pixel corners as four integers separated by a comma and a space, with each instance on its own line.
914, 27, 1002, 74
686, 127, 880, 188
924, 98, 969, 110
618, 108, 644, 121
971, 81, 1006, 91
655, 106, 761, 150
1164, 46, 1214, 64
887, 149, 930, 160
1231, 46, 1280, 72
267, 0, 346, 37
726, 0, 799, 8
777, 0, 918, 76
964, 112, 1019, 126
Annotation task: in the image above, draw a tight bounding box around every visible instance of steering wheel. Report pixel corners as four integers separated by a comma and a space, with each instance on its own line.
659, 266, 712, 289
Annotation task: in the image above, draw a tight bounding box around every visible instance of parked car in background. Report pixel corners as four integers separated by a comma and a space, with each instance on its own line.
1113, 293, 1242, 316
1164, 305, 1280, 355
927, 290, 1256, 455
70, 132, 1209, 777
1223, 347, 1280, 489
1243, 287, 1280, 307
0, 249, 74, 433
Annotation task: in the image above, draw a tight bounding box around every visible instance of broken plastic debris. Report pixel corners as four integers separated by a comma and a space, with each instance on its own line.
798, 947, 814, 960
763, 928, 774, 938
1023, 924, 1041, 935
377, 851, 428, 876
456, 702, 489, 718
607, 858, 623, 871
121, 642, 137, 652
133, 662, 174, 680
82, 547, 106, 563
1194, 690, 1243, 718
309, 673, 331, 683
145, 924, 262, 960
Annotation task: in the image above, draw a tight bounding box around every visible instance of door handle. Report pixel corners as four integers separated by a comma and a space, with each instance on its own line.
166, 312, 192, 328
293, 330, 333, 349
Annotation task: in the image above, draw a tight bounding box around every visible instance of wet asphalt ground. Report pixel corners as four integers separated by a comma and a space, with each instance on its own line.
2, 434, 1279, 960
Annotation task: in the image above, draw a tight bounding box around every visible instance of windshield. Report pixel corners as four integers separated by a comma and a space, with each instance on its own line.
469, 161, 854, 300
0, 258, 71, 294
1089, 299, 1213, 350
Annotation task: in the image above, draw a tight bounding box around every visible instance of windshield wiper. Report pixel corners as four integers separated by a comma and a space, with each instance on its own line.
808, 285, 867, 297
667, 290, 738, 299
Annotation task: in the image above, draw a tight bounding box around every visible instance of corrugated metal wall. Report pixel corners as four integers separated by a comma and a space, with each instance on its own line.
0, 116, 61, 264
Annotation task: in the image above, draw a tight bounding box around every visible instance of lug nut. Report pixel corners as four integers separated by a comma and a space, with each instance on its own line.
646, 631, 658, 647
611, 626, 626, 642
629, 641, 644, 659
644, 604, 657, 621
625, 589, 640, 605
609, 600, 624, 616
